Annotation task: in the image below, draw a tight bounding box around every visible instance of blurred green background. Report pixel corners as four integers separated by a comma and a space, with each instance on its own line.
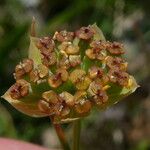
0, 0, 150, 149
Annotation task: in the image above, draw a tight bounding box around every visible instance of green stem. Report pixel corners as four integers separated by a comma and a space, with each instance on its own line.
73, 119, 81, 150
50, 117, 70, 150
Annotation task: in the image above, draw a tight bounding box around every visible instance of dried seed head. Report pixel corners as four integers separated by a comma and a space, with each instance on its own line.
66, 44, 79, 55
15, 64, 26, 79
69, 69, 91, 90
75, 100, 91, 114
36, 37, 55, 52
59, 92, 74, 107
48, 69, 68, 88
69, 55, 81, 67
85, 48, 105, 60
88, 80, 108, 105
69, 69, 86, 84
90, 40, 106, 50
42, 90, 59, 104
4, 24, 137, 122
29, 65, 48, 83
38, 64, 49, 78
22, 59, 34, 73
75, 26, 94, 40
50, 103, 63, 116
108, 69, 129, 86
53, 31, 74, 42
106, 56, 127, 71
15, 59, 33, 79
93, 90, 108, 105
106, 41, 124, 55
65, 44, 79, 54
37, 37, 56, 67
56, 68, 68, 82
74, 91, 91, 114
38, 98, 65, 116
88, 80, 103, 97
88, 66, 103, 79
58, 55, 70, 69
74, 91, 87, 103
101, 75, 110, 85
41, 51, 57, 67
48, 74, 62, 88
76, 76, 91, 90
58, 42, 79, 54
85, 49, 96, 59
29, 69, 39, 83
9, 79, 29, 99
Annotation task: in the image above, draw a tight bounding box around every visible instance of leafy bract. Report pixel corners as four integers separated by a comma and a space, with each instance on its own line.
28, 36, 42, 66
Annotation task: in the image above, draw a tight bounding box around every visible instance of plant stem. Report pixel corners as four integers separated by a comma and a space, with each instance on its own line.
50, 117, 70, 150
73, 119, 81, 150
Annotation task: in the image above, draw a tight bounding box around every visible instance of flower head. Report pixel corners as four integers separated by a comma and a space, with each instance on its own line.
2, 22, 138, 124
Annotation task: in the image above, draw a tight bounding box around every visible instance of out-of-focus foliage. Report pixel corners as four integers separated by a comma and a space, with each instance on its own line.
0, 0, 150, 150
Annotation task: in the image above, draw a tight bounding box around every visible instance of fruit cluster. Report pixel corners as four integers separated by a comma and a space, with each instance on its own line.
3, 24, 137, 123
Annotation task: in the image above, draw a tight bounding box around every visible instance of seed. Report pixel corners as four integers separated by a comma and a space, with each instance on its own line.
69, 69, 91, 90
74, 91, 87, 103
85, 49, 96, 59
42, 90, 59, 104
106, 41, 124, 55
48, 69, 68, 88
48, 75, 62, 88
56, 68, 68, 82
58, 42, 79, 55
9, 79, 29, 99
88, 80, 103, 96
22, 59, 33, 73
52, 103, 64, 116
38, 64, 49, 78
15, 64, 25, 79
37, 37, 55, 52
58, 55, 70, 70
75, 26, 95, 40
76, 76, 91, 90
41, 52, 57, 67
101, 75, 110, 85
106, 56, 127, 71
15, 59, 33, 79
87, 80, 108, 105
88, 66, 103, 79
29, 69, 39, 83
69, 69, 86, 84
65, 44, 79, 54
53, 31, 74, 42
59, 92, 74, 107
85, 48, 105, 60
75, 100, 91, 114
90, 40, 106, 50
108, 69, 129, 86
93, 90, 108, 105
69, 55, 81, 67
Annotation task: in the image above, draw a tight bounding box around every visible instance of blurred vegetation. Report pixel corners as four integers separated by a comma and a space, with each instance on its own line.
0, 0, 150, 149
